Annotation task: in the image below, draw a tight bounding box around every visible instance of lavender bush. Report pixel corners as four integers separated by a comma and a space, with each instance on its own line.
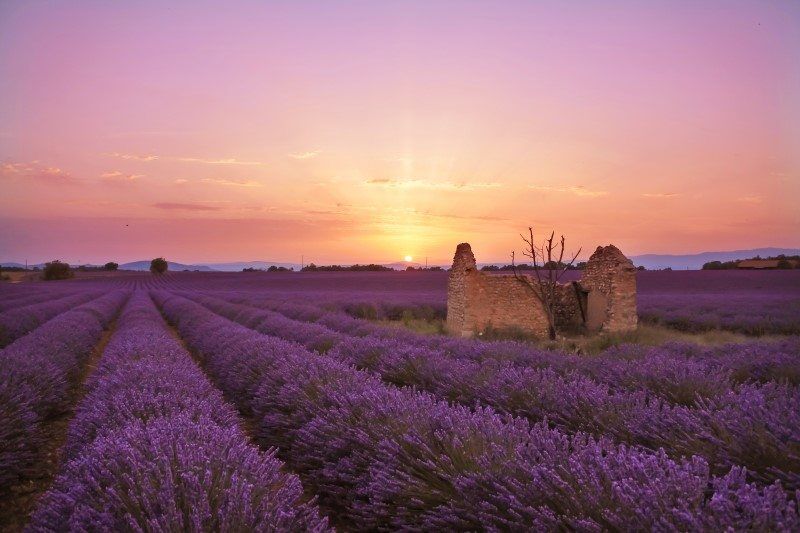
0, 289, 82, 313
0, 290, 127, 490
0, 291, 101, 347
3, 269, 797, 529
29, 291, 328, 531
153, 290, 799, 529
180, 291, 800, 488
203, 290, 800, 391
30, 416, 328, 532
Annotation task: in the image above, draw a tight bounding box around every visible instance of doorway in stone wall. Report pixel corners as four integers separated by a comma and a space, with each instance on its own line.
586, 290, 608, 332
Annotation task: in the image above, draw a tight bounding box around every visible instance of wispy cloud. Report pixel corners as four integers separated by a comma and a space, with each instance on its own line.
288, 150, 320, 160
529, 185, 608, 197
1, 160, 77, 184
423, 211, 509, 222
365, 178, 501, 191
106, 130, 198, 138
105, 152, 265, 166
100, 170, 143, 182
2, 162, 31, 174
174, 157, 266, 166
200, 177, 262, 187
106, 152, 159, 161
174, 178, 189, 184
153, 202, 222, 211
642, 192, 680, 198
737, 195, 763, 204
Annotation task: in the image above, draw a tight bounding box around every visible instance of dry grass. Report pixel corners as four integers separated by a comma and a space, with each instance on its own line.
538, 324, 777, 355
380, 316, 784, 354
377, 317, 447, 335
2, 272, 35, 283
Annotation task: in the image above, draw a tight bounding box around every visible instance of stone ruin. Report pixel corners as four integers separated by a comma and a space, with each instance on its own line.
446, 243, 637, 338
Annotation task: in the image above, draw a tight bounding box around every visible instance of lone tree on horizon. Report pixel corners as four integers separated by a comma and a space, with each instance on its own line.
150, 257, 168, 274
43, 260, 74, 281
511, 227, 581, 340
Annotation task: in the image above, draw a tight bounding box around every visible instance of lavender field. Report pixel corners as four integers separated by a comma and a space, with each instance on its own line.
1, 270, 799, 530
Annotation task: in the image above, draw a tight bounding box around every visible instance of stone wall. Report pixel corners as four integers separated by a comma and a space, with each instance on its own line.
580, 245, 638, 333
446, 242, 637, 338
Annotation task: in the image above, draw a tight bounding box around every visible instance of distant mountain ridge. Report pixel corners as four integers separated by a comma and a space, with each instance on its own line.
628, 248, 800, 270
3, 248, 799, 272
202, 261, 300, 271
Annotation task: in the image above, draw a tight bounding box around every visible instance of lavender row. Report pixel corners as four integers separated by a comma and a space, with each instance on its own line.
0, 289, 83, 313
186, 289, 789, 406
185, 292, 800, 488
303, 297, 800, 394
29, 292, 328, 531
639, 292, 800, 336
0, 291, 103, 347
218, 291, 800, 394
153, 290, 799, 530
0, 290, 128, 491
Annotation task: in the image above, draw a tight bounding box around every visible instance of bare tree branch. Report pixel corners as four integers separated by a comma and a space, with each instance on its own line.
511, 226, 580, 340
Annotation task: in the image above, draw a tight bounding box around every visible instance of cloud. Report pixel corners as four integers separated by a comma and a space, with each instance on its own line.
106, 130, 198, 137
174, 157, 266, 166
105, 152, 265, 166
174, 178, 189, 184
529, 185, 608, 197
288, 150, 320, 160
365, 178, 501, 191
152, 202, 222, 211
736, 196, 763, 204
200, 177, 262, 187
642, 192, 680, 198
423, 211, 509, 222
106, 152, 159, 161
100, 170, 143, 182
2, 162, 32, 174
1, 160, 76, 183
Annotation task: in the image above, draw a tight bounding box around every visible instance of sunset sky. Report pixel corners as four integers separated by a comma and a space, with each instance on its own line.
1, 1, 798, 265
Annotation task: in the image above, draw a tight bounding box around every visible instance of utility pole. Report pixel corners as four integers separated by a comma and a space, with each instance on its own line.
301, 255, 304, 270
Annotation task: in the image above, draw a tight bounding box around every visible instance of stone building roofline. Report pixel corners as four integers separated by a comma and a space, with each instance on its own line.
588, 244, 634, 266
452, 242, 477, 270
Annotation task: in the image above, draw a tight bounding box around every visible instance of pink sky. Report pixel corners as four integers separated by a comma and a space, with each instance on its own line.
1, 1, 798, 265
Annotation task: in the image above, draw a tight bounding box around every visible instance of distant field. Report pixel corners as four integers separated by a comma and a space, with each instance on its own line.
1, 270, 799, 529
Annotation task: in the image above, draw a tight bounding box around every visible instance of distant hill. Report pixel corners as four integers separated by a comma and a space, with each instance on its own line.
0, 261, 102, 269
629, 248, 800, 270
0, 262, 28, 269
199, 261, 300, 272
119, 260, 216, 272
200, 260, 425, 271
5, 247, 800, 273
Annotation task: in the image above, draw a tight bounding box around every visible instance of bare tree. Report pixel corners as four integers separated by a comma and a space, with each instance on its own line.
511, 227, 581, 340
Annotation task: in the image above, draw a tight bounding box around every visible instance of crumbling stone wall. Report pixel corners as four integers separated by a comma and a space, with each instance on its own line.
446, 242, 637, 338
580, 245, 638, 333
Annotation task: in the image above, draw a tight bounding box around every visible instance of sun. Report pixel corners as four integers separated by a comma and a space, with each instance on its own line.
404, 255, 413, 262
